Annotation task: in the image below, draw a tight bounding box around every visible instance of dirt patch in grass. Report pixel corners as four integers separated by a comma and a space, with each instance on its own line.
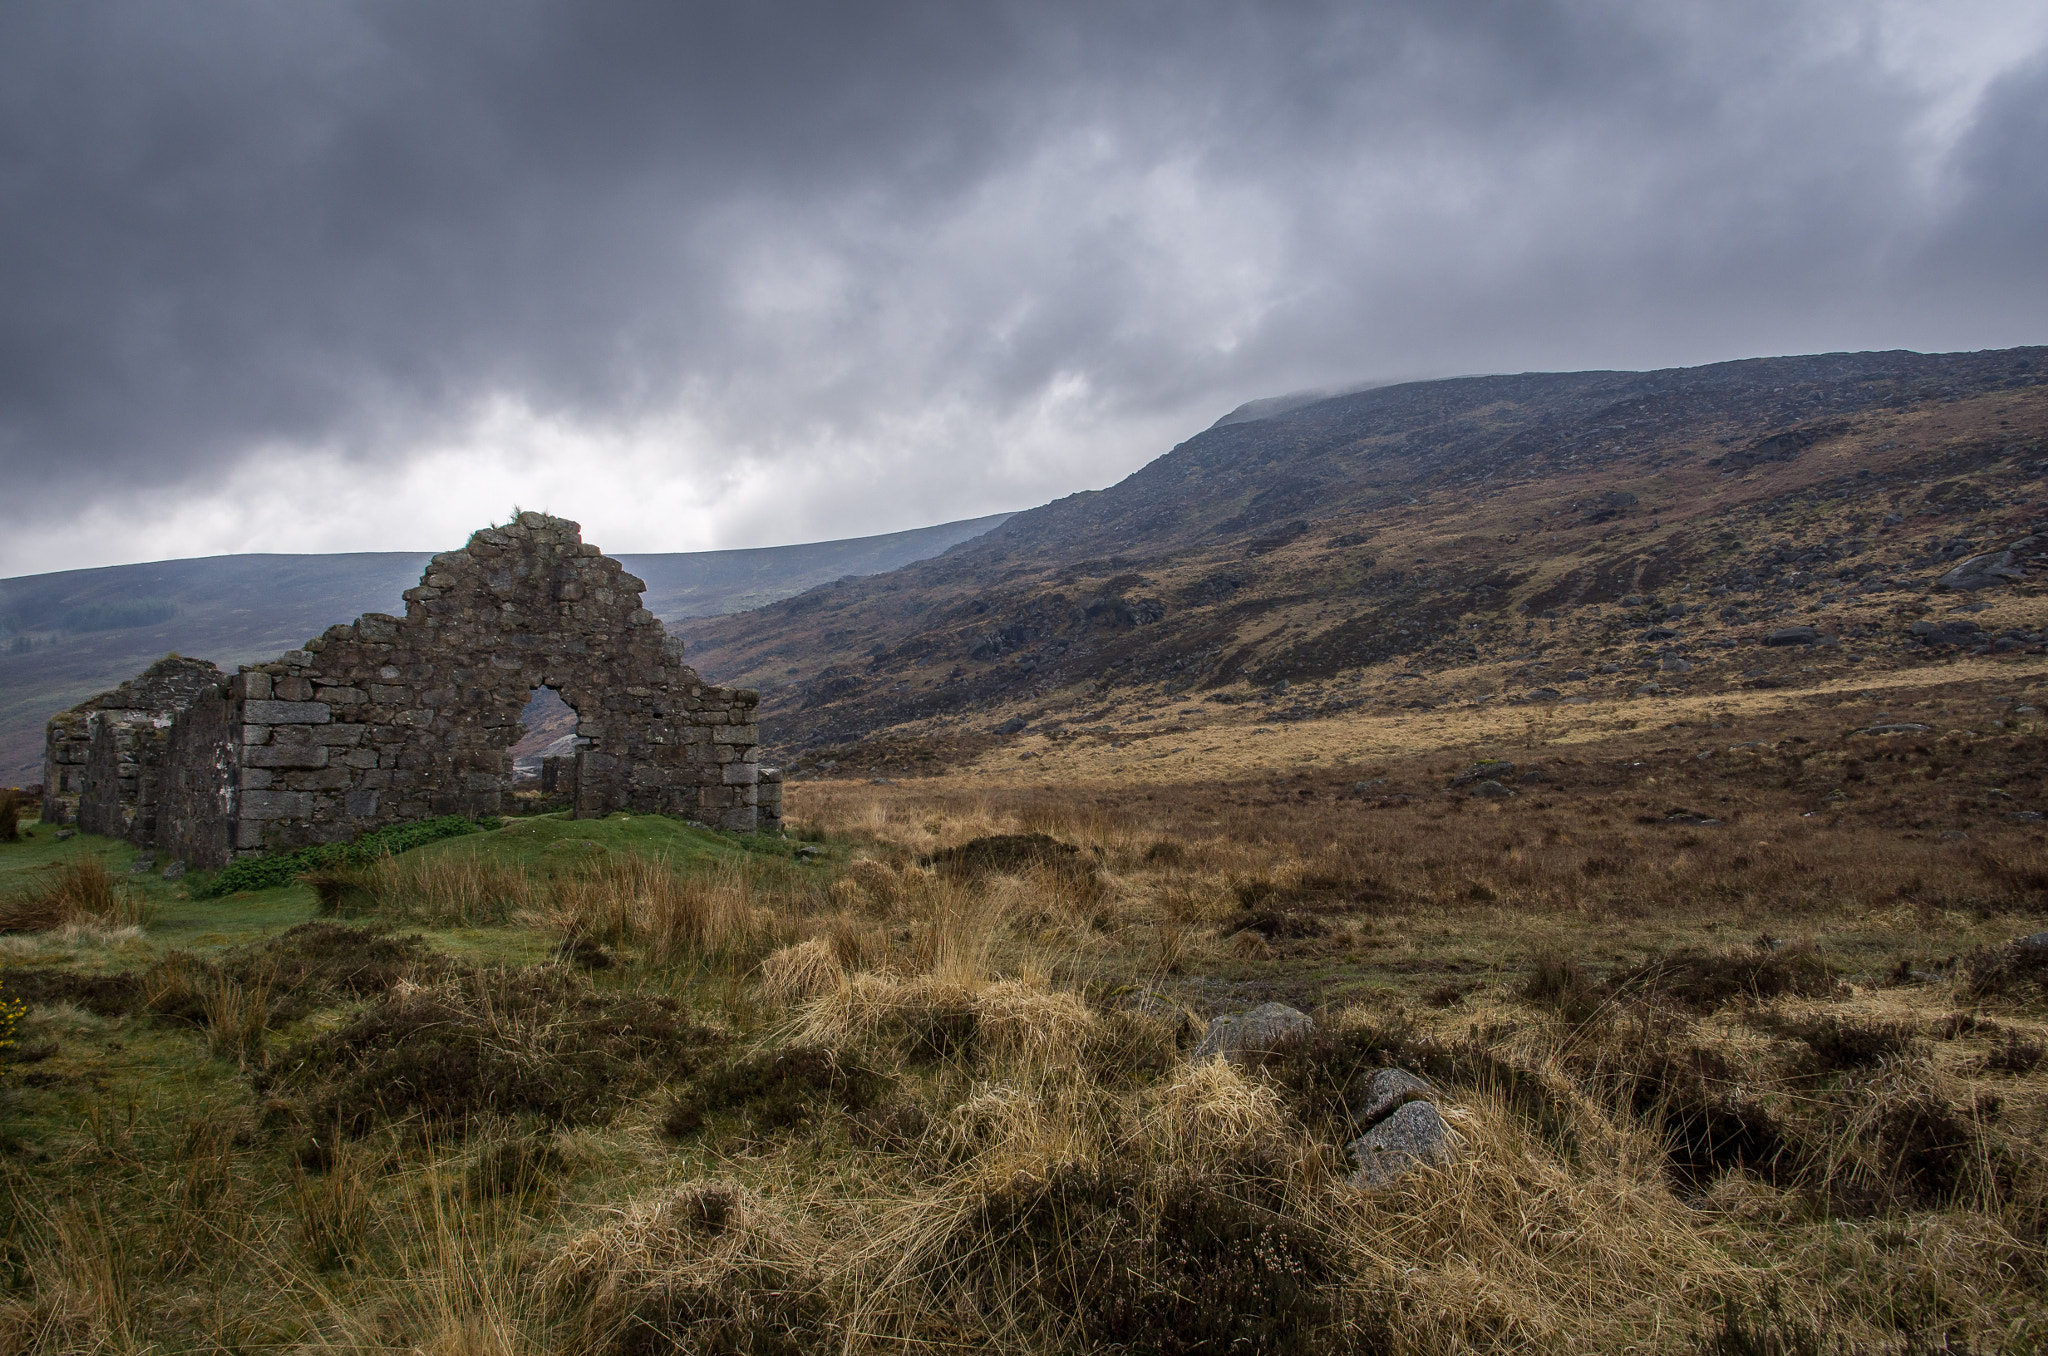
1619, 1043, 1799, 1192
1216, 906, 1329, 941
265, 966, 723, 1155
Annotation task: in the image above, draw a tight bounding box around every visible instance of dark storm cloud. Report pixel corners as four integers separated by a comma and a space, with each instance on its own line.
0, 1, 2042, 566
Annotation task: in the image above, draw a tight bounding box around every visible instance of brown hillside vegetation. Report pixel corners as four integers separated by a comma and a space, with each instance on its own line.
1, 656, 2046, 1352
676, 346, 2047, 764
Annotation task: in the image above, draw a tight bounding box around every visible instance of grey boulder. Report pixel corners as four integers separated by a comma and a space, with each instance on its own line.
1347, 1102, 1462, 1188
1938, 551, 2024, 591
1350, 1067, 1435, 1125
1192, 1002, 1313, 1064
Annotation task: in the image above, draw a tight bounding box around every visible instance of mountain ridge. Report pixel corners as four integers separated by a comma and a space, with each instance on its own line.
672, 346, 2048, 764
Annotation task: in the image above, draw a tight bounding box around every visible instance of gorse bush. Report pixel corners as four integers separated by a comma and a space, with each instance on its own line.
0, 978, 24, 1077
194, 815, 498, 898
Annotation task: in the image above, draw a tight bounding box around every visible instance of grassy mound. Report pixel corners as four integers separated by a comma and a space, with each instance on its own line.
192, 815, 496, 898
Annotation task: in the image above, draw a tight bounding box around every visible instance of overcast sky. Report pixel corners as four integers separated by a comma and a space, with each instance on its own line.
2, 0, 2044, 575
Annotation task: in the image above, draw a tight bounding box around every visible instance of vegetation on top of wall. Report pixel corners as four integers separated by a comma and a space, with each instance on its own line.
192, 814, 501, 898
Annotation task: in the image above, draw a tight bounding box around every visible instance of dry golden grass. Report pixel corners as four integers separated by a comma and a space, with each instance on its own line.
5, 684, 2046, 1354
536, 854, 781, 966
356, 850, 545, 925
0, 859, 153, 934
759, 936, 842, 1005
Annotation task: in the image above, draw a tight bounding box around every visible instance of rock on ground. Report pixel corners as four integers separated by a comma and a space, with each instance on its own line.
1937, 551, 2024, 591
1191, 1001, 1312, 1063
1348, 1101, 1462, 1188
1349, 1067, 1434, 1124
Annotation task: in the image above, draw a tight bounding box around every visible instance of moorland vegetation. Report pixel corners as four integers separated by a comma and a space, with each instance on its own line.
1, 659, 2046, 1353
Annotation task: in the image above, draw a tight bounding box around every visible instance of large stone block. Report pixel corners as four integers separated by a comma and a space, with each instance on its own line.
243, 700, 331, 724
286, 768, 352, 791
240, 789, 308, 820
243, 742, 328, 769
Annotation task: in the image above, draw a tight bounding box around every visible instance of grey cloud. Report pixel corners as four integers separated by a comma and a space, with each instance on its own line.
0, 0, 2042, 554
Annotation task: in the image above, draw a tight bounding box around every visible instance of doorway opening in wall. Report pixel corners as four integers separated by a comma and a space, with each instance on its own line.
511, 686, 584, 813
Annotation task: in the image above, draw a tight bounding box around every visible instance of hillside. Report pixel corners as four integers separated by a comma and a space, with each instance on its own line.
673, 347, 2048, 766
0, 513, 1011, 782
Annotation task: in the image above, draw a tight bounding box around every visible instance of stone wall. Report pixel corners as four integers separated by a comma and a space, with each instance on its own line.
40, 656, 224, 826
87, 513, 766, 868
158, 682, 239, 868
76, 712, 174, 844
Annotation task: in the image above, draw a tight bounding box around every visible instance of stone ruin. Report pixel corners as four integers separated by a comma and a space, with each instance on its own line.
40, 513, 780, 868
40, 654, 226, 843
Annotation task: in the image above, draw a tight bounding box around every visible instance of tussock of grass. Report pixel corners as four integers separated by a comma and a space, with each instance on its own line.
759, 936, 842, 1005
308, 851, 543, 925
537, 855, 780, 965
0, 859, 152, 934
543, 1183, 836, 1356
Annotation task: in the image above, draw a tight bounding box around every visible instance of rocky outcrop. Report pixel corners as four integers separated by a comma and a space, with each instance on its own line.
1937, 540, 2032, 591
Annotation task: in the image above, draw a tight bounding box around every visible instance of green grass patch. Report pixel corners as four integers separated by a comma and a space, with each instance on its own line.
190, 815, 499, 899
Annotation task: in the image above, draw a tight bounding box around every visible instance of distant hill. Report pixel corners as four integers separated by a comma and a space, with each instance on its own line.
0, 513, 1012, 782
671, 346, 2047, 762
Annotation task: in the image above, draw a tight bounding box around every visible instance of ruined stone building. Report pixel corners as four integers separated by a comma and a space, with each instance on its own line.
41, 514, 779, 867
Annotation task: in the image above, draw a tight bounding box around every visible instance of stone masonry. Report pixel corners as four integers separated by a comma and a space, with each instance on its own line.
40, 655, 225, 840
48, 514, 777, 869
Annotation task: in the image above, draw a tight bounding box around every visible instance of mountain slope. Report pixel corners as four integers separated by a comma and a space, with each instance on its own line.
0, 513, 1012, 781
673, 347, 2048, 762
